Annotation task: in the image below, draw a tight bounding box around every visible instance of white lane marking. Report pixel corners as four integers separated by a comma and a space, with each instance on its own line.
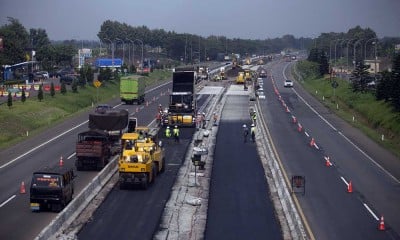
68, 153, 76, 160
0, 195, 16, 208
0, 121, 88, 169
340, 176, 349, 186
363, 203, 379, 221
0, 83, 171, 170
283, 66, 399, 184
167, 163, 181, 166
304, 132, 310, 137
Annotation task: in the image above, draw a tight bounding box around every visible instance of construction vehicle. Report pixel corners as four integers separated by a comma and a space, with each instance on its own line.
120, 75, 145, 105
219, 67, 227, 80
163, 68, 197, 127
118, 127, 165, 189
245, 57, 251, 65
236, 72, 245, 84
75, 109, 129, 170
244, 69, 252, 82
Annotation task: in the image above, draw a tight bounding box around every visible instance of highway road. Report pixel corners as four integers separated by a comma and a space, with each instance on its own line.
204, 94, 282, 240
0, 80, 173, 240
260, 59, 400, 239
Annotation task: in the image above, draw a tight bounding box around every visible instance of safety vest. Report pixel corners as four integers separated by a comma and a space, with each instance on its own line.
252, 114, 256, 121
173, 128, 179, 136
165, 128, 171, 137
251, 126, 256, 134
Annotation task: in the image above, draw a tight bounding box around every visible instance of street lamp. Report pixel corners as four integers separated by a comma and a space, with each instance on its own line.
353, 39, 363, 69
364, 38, 378, 60
115, 37, 125, 64
134, 39, 144, 70
346, 38, 357, 73
334, 39, 345, 67
103, 38, 114, 68
125, 38, 134, 66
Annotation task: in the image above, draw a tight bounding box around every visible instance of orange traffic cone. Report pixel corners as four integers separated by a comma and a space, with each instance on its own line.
325, 156, 332, 167
59, 156, 64, 166
310, 138, 315, 147
292, 116, 297, 123
347, 181, 353, 193
378, 215, 385, 231
298, 123, 303, 132
20, 181, 26, 194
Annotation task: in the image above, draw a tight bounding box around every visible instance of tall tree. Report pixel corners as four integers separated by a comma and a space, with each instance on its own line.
391, 53, 400, 110
0, 17, 30, 65
50, 82, 55, 97
37, 85, 43, 101
7, 92, 12, 109
350, 62, 370, 92
21, 88, 26, 103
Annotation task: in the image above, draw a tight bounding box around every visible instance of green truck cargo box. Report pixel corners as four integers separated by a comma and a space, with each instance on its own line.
120, 75, 145, 104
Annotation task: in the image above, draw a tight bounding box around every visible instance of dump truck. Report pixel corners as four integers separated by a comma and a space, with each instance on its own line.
75, 109, 129, 170
120, 75, 145, 105
163, 69, 197, 127
118, 127, 165, 189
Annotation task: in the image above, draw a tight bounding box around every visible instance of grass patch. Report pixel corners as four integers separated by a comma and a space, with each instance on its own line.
294, 61, 400, 158
0, 69, 172, 149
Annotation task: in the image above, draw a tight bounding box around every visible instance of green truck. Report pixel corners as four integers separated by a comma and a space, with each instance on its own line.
120, 75, 146, 104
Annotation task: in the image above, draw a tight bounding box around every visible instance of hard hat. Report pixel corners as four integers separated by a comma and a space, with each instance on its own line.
167, 126, 170, 129
251, 124, 254, 127
175, 125, 178, 128
243, 124, 247, 128
159, 104, 162, 107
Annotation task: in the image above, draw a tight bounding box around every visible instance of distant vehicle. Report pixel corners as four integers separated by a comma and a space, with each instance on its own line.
34, 71, 49, 79
249, 93, 256, 101
259, 70, 267, 78
60, 75, 77, 85
120, 75, 146, 105
258, 92, 266, 99
95, 104, 113, 114
56, 68, 75, 77
284, 79, 294, 87
30, 166, 75, 212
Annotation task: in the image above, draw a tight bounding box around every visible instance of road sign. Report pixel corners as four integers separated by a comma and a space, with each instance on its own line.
93, 80, 102, 88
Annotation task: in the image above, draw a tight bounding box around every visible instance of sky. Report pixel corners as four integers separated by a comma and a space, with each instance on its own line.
0, 0, 399, 41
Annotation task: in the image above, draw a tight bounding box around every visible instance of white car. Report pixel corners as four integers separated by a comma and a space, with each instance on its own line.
284, 79, 293, 87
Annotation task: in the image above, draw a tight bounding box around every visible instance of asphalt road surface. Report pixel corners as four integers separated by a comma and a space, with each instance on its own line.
204, 94, 282, 240
260, 59, 400, 239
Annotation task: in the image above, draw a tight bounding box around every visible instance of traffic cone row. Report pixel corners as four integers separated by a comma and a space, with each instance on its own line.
292, 116, 297, 123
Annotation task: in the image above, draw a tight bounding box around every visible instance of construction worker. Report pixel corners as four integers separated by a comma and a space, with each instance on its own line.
158, 104, 163, 112
173, 125, 180, 143
243, 124, 249, 143
252, 112, 257, 126
202, 112, 206, 128
156, 111, 162, 126
250, 124, 256, 142
165, 126, 171, 139
213, 112, 218, 126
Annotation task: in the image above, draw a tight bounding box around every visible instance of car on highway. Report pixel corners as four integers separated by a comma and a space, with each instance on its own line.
95, 104, 113, 114
284, 79, 293, 87
258, 92, 266, 99
60, 75, 77, 85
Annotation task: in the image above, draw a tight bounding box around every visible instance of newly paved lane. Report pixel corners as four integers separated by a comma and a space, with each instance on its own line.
204, 93, 282, 240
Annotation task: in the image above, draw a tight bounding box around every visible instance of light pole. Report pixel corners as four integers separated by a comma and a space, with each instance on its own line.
372, 41, 378, 76
353, 39, 363, 69
134, 39, 144, 71
346, 38, 357, 73
334, 39, 345, 67
103, 38, 114, 68
125, 38, 134, 67
115, 38, 125, 64
364, 38, 378, 60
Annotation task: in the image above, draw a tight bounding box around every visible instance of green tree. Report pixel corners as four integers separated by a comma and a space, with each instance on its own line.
7, 92, 12, 109
350, 62, 370, 92
21, 88, 26, 103
60, 82, 67, 95
390, 53, 400, 111
37, 85, 43, 101
0, 17, 30, 65
50, 81, 55, 97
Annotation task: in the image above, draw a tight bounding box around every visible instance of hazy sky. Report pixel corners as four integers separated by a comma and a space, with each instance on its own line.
1, 0, 399, 41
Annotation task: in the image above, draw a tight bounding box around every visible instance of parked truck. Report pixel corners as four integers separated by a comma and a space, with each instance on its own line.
118, 127, 165, 189
120, 75, 146, 105
163, 69, 197, 127
75, 109, 129, 170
